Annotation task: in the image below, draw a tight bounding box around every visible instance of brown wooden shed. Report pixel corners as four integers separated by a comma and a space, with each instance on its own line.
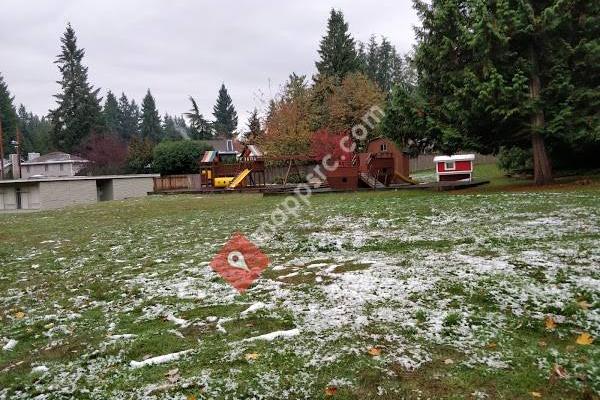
365, 137, 410, 181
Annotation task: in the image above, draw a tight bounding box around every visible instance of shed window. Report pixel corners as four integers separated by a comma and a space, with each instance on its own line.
380, 143, 388, 151
60, 164, 64, 171
44, 164, 49, 172
444, 161, 456, 170
226, 140, 234, 152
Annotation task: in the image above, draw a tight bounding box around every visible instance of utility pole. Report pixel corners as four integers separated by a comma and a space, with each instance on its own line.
15, 127, 22, 179
0, 116, 4, 180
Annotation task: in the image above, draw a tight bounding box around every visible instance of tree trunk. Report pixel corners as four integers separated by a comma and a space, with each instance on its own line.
531, 131, 552, 184
528, 44, 553, 185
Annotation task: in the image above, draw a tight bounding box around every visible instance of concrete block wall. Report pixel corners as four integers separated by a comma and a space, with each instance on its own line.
0, 184, 41, 211
38, 180, 97, 210
111, 177, 154, 200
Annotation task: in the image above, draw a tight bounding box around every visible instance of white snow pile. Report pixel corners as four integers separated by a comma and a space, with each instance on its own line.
130, 350, 193, 369
242, 328, 301, 342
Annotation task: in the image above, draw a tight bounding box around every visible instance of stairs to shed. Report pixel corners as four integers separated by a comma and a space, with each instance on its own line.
359, 172, 385, 189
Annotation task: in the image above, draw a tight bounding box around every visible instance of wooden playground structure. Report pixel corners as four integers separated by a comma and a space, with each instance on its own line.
191, 138, 418, 192
153, 138, 488, 194
199, 145, 267, 190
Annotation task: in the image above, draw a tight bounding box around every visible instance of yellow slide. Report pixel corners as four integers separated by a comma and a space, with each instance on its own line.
394, 172, 418, 185
228, 169, 252, 189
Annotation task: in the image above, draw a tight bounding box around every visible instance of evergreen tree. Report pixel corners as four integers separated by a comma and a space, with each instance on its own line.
16, 105, 37, 153
17, 106, 51, 154
103, 91, 120, 135
186, 96, 213, 140
162, 113, 188, 140
359, 36, 405, 94
381, 86, 432, 156
140, 89, 163, 142
0, 73, 19, 154
244, 108, 263, 143
410, 0, 599, 184
364, 36, 379, 81
212, 84, 238, 138
315, 9, 359, 80
117, 93, 140, 140
49, 23, 103, 152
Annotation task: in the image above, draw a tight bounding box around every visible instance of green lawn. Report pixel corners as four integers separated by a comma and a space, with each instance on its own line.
0, 169, 599, 399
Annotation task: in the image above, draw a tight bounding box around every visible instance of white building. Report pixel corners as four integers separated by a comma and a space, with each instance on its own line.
20, 152, 89, 179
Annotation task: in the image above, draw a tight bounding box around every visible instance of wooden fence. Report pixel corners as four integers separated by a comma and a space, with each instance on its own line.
153, 175, 196, 191
410, 153, 497, 171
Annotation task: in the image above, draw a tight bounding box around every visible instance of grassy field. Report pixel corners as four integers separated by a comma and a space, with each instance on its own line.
0, 166, 599, 399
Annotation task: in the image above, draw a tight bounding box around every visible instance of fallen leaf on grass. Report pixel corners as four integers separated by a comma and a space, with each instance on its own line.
485, 342, 497, 349
538, 340, 547, 348
325, 386, 337, 396
187, 395, 196, 400
244, 353, 259, 361
15, 312, 25, 320
577, 300, 591, 310
575, 332, 593, 345
544, 316, 556, 331
443, 358, 454, 365
367, 347, 382, 356
530, 391, 542, 398
552, 364, 568, 379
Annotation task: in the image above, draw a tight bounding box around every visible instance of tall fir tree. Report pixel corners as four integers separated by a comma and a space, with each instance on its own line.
49, 23, 103, 152
117, 93, 140, 140
103, 90, 120, 135
315, 9, 359, 81
186, 97, 213, 139
212, 84, 238, 138
358, 36, 405, 94
140, 90, 163, 142
244, 108, 263, 143
0, 73, 19, 155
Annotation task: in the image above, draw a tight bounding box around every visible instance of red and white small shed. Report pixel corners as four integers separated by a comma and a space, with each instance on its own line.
433, 154, 475, 182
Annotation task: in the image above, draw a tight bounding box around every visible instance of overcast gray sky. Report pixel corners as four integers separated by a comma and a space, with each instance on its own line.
0, 0, 419, 129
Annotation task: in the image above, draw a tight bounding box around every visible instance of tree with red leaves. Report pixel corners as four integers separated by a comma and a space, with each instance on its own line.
76, 133, 128, 175
310, 128, 355, 163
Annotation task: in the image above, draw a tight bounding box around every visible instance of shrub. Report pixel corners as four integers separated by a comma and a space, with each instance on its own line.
127, 137, 155, 173
152, 140, 212, 175
497, 146, 532, 175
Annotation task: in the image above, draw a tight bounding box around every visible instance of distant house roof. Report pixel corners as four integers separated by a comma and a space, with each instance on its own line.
203, 139, 243, 154
22, 152, 89, 166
